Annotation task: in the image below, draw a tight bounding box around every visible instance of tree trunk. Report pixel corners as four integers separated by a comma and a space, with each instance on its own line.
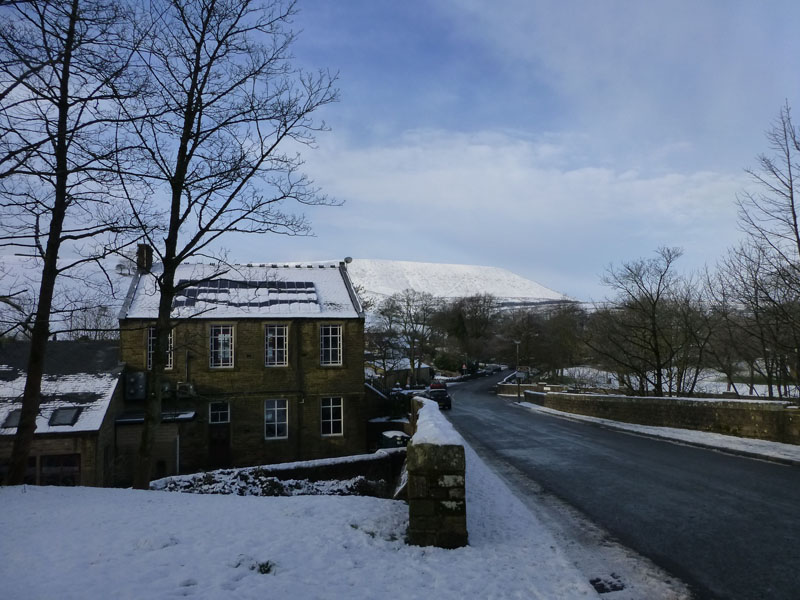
132, 267, 175, 489
5, 0, 78, 485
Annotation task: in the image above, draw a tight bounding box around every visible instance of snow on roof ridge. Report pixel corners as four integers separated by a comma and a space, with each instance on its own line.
173, 260, 340, 269
123, 260, 359, 319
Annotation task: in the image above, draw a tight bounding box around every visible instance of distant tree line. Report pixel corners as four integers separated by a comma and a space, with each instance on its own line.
589, 104, 800, 398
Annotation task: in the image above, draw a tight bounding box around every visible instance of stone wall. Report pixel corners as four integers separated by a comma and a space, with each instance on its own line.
115, 421, 184, 485
497, 383, 573, 396
405, 398, 468, 549
226, 447, 406, 492
525, 391, 800, 444
152, 448, 408, 498
496, 383, 540, 397
0, 434, 96, 486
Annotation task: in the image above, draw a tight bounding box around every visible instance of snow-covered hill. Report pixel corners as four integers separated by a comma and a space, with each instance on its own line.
346, 258, 571, 307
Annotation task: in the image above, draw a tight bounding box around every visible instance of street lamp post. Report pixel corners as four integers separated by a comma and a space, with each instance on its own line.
513, 340, 521, 399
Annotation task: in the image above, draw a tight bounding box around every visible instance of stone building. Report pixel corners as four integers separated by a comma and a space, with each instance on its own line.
0, 340, 122, 486
115, 253, 367, 484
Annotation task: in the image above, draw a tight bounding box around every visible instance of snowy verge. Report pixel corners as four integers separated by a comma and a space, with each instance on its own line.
519, 401, 800, 465
0, 435, 596, 599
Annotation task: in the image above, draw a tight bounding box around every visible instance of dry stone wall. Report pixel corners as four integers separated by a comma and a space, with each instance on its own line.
524, 391, 800, 445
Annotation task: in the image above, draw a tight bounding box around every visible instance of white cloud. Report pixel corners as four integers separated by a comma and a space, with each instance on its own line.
297, 128, 746, 299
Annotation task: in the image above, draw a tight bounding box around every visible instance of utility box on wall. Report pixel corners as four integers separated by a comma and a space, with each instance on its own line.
125, 371, 146, 401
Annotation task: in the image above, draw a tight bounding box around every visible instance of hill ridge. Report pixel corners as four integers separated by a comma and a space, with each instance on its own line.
346, 258, 570, 305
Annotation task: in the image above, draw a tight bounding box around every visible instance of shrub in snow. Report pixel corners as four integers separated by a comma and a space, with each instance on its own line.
152, 468, 389, 498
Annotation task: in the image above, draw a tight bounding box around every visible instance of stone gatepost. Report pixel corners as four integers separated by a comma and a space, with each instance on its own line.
406, 442, 468, 548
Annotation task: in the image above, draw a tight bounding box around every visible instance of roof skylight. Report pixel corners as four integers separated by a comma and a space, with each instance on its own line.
48, 407, 83, 426
2, 409, 20, 428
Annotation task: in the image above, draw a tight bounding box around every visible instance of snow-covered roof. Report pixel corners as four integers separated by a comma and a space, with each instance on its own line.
0, 372, 119, 435
346, 258, 572, 306
121, 262, 362, 320
365, 358, 431, 378
0, 340, 120, 435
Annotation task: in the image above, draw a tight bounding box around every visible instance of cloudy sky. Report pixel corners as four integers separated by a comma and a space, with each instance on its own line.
230, 1, 800, 300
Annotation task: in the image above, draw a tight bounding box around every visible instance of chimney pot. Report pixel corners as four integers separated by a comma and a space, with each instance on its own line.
136, 244, 153, 272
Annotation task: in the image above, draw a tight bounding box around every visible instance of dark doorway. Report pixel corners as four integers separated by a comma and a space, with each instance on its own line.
208, 423, 231, 468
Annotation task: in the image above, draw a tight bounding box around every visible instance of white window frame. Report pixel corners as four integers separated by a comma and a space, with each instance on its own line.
265, 324, 288, 367
320, 397, 343, 437
147, 327, 173, 370
319, 324, 343, 366
208, 401, 230, 424
264, 399, 288, 440
209, 324, 235, 368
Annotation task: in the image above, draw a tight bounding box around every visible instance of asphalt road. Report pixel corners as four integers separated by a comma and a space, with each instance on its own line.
445, 374, 800, 600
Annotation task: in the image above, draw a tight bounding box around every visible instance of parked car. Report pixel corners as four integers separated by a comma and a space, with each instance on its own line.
425, 388, 452, 410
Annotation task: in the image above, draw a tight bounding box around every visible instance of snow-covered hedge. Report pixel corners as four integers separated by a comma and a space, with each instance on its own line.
152, 469, 385, 497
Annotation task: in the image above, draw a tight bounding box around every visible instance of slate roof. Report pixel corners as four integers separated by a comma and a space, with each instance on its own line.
120, 262, 363, 320
0, 340, 119, 380
0, 340, 120, 435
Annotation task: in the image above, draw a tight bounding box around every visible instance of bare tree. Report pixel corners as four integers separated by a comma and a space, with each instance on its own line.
501, 308, 540, 371
723, 103, 800, 397
365, 303, 404, 391
120, 0, 338, 488
711, 240, 799, 398
536, 303, 586, 380
380, 290, 440, 386
737, 103, 800, 279
435, 294, 499, 365
0, 0, 142, 484
587, 247, 709, 397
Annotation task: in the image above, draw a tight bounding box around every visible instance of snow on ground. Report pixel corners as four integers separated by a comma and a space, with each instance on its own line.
548, 390, 793, 407
0, 441, 596, 599
518, 401, 800, 465
562, 366, 800, 399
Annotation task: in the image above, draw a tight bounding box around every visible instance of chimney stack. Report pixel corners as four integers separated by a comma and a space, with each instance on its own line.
136, 244, 153, 272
